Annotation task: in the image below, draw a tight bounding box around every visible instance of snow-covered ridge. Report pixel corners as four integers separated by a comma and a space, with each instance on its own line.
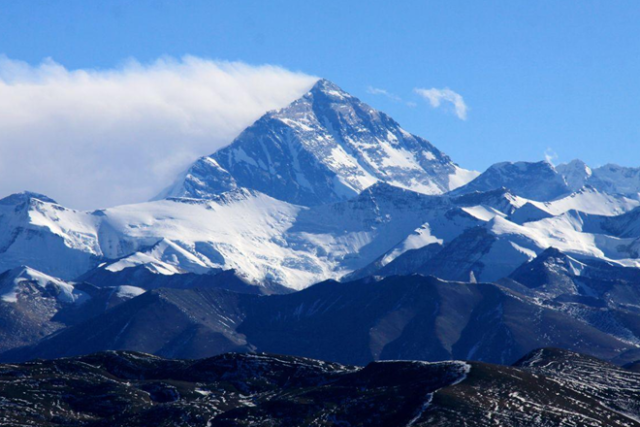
4, 177, 640, 290
452, 161, 572, 201
455, 158, 640, 203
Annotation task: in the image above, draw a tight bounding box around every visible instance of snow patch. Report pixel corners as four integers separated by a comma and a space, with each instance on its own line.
115, 285, 146, 299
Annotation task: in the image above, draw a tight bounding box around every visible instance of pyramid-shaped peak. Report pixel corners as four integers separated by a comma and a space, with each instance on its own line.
310, 78, 346, 93
565, 159, 589, 169
556, 159, 592, 176
307, 78, 353, 100
159, 78, 477, 206
556, 159, 593, 192
509, 246, 586, 287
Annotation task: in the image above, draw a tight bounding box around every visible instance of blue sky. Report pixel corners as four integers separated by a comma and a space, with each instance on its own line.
0, 1, 639, 206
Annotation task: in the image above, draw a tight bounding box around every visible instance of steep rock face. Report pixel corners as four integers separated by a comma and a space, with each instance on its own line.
0, 267, 87, 353
600, 204, 640, 238
160, 79, 477, 206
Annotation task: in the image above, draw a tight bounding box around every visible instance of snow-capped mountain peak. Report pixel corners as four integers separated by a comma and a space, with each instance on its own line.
0, 191, 58, 207
158, 79, 478, 206
556, 159, 593, 191
452, 160, 572, 201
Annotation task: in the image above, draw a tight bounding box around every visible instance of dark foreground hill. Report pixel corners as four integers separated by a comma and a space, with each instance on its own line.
3, 274, 639, 366
1, 348, 639, 426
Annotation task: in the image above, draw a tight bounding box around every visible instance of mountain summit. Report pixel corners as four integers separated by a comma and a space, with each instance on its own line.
157, 79, 478, 206
451, 161, 572, 201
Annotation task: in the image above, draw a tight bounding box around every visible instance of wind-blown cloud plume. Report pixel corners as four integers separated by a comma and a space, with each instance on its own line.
414, 87, 468, 120
367, 86, 402, 102
0, 56, 317, 209
544, 147, 559, 165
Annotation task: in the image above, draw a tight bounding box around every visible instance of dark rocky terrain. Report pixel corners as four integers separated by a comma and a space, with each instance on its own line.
1, 348, 639, 426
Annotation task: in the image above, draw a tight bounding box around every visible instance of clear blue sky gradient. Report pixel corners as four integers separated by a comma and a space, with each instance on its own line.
1, 0, 639, 172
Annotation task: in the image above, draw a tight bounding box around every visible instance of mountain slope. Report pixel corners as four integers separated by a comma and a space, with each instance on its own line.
427, 348, 640, 426
1, 287, 253, 361
159, 79, 478, 206
0, 186, 475, 289
515, 348, 640, 422
79, 265, 290, 295
503, 247, 640, 346
0, 266, 141, 353
0, 192, 101, 279
5, 275, 637, 366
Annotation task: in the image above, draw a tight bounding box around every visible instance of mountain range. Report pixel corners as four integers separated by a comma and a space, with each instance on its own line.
1, 78, 640, 378
4, 273, 639, 367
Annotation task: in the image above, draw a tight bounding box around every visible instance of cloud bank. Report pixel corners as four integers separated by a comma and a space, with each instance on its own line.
414, 87, 468, 120
0, 56, 317, 209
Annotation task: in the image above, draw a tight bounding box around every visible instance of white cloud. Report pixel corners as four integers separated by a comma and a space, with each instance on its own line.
367, 86, 402, 102
414, 87, 468, 120
0, 56, 317, 209
544, 147, 558, 165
